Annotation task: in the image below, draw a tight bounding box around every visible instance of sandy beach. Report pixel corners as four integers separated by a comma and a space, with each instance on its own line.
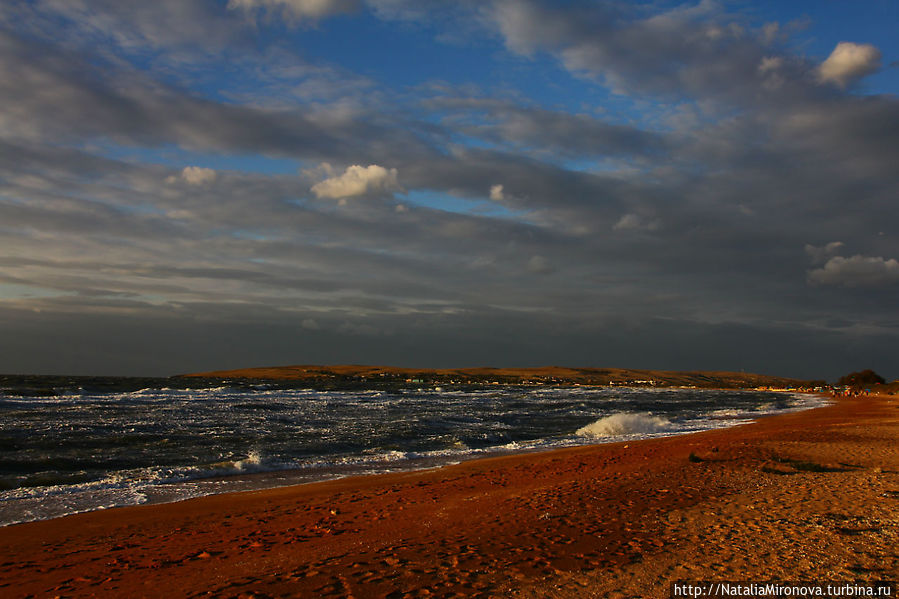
1, 393, 896, 598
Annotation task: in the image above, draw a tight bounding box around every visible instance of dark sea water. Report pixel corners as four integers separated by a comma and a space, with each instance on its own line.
0, 380, 826, 527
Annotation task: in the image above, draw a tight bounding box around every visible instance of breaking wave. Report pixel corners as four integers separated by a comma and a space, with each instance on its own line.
576, 412, 671, 438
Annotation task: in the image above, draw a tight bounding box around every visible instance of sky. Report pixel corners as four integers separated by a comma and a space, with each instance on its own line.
1, 0, 897, 380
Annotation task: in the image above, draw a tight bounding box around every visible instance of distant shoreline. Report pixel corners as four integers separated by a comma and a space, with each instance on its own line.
0, 365, 821, 397
183, 363, 818, 390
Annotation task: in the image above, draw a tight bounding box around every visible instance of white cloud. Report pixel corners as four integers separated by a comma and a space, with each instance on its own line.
818, 42, 882, 88
166, 166, 217, 185
808, 255, 899, 287
227, 0, 359, 21
804, 241, 844, 265
613, 213, 660, 232
492, 0, 546, 57
489, 184, 504, 201
301, 162, 335, 180
311, 164, 399, 199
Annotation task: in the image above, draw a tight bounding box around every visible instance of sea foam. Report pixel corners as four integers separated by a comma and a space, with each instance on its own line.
576, 412, 670, 438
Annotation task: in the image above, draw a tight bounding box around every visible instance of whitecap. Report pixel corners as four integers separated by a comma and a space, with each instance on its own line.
576, 412, 670, 438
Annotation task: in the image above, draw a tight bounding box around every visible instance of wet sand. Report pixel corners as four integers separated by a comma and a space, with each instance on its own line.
1, 394, 897, 598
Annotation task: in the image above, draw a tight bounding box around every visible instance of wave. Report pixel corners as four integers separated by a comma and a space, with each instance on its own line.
1, 387, 830, 527
576, 412, 671, 438
207, 450, 264, 473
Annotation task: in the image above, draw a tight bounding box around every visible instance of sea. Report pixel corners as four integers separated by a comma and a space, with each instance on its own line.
0, 377, 827, 527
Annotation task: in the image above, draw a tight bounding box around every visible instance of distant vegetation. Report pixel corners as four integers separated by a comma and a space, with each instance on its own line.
836, 369, 886, 388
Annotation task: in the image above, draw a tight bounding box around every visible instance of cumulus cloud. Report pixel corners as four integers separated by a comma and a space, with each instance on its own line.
808, 255, 899, 287
613, 213, 660, 232
804, 241, 844, 265
227, 0, 360, 21
311, 164, 400, 199
489, 184, 504, 201
169, 166, 217, 185
818, 42, 882, 88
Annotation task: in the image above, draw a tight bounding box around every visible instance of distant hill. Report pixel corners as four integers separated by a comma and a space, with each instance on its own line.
181, 364, 815, 390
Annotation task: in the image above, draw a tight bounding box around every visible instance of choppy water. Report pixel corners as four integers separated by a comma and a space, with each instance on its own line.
0, 383, 826, 526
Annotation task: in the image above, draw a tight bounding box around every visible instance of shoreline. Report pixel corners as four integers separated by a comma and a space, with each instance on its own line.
1, 394, 896, 597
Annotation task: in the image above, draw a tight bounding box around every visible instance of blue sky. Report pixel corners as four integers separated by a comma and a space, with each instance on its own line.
0, 0, 897, 379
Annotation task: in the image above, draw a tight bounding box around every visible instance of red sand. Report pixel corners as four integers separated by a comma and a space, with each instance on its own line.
1, 395, 897, 598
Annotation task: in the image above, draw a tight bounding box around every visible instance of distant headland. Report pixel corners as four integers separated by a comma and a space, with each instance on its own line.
183, 364, 819, 391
